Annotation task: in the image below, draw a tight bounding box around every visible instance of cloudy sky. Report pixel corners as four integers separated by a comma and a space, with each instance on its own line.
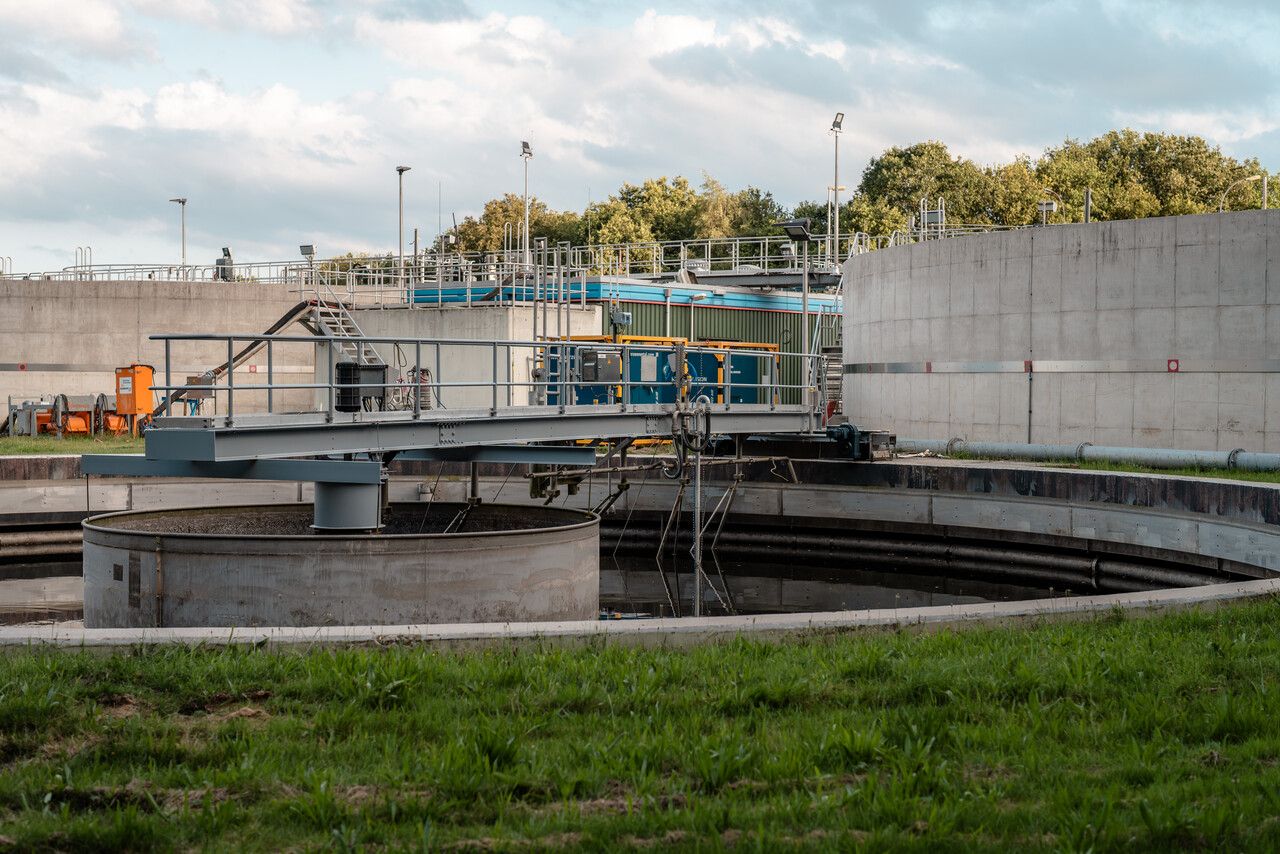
1, 0, 1277, 271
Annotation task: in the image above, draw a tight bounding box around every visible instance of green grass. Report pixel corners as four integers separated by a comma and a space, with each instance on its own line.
1063, 458, 1280, 484
4, 602, 1280, 850
0, 435, 144, 456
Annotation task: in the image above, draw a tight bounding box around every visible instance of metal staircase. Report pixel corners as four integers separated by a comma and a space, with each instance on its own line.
308, 282, 385, 367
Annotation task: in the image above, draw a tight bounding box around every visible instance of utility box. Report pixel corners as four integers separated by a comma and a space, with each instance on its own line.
336, 362, 388, 412
114, 364, 154, 416
580, 350, 622, 383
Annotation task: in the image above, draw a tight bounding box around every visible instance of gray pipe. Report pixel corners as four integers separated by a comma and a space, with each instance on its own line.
897, 438, 1280, 472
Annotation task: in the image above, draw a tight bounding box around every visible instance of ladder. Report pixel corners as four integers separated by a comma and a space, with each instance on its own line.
310, 300, 384, 367
309, 279, 385, 367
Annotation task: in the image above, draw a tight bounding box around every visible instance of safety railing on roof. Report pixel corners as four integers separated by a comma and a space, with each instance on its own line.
7, 221, 1037, 286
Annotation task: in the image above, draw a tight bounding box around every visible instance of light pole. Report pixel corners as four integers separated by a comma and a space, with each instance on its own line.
830, 112, 843, 262
1219, 174, 1262, 212
168, 197, 187, 275
777, 218, 815, 428
1039, 188, 1065, 225
521, 141, 533, 269
396, 166, 411, 280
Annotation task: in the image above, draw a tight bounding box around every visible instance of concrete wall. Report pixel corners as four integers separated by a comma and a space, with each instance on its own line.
0, 278, 601, 418
842, 211, 1280, 451
349, 305, 601, 410
1, 278, 304, 411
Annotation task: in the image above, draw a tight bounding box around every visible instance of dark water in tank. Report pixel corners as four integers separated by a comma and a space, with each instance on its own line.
2, 558, 1073, 624
600, 555, 1069, 618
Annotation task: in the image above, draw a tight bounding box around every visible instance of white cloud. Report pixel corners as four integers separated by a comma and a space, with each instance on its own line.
0, 84, 148, 176
127, 0, 321, 35
0, 0, 134, 55
2, 1, 1279, 272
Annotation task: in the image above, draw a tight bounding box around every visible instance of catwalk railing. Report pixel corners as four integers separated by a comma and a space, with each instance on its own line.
147, 333, 826, 426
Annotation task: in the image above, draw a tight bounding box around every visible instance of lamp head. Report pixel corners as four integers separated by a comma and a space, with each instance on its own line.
396, 165, 411, 174
775, 218, 813, 242
521, 140, 532, 158
169, 197, 187, 205
832, 112, 844, 131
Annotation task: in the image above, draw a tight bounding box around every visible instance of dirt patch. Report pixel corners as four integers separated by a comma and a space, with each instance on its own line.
179, 690, 272, 715
213, 706, 270, 724
98, 693, 141, 718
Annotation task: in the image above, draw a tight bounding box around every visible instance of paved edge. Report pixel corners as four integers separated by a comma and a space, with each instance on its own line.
2, 577, 1278, 650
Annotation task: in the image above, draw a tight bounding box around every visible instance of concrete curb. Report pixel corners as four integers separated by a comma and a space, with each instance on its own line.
3, 576, 1277, 650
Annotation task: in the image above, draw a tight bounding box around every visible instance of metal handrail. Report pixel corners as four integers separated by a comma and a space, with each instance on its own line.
149, 332, 822, 423
0, 222, 1048, 284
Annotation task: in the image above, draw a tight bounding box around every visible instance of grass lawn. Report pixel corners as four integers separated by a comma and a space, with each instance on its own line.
0, 435, 144, 456
4, 603, 1280, 850
1063, 458, 1280, 484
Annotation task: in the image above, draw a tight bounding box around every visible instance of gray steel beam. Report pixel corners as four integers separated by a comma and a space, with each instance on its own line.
395, 445, 597, 465
82, 454, 384, 484
144, 407, 812, 462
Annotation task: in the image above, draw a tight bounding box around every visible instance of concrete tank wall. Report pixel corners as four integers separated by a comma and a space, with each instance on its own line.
842, 211, 1280, 451
82, 502, 599, 627
0, 278, 311, 412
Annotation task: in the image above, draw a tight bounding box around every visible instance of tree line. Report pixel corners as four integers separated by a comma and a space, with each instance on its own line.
452, 130, 1273, 252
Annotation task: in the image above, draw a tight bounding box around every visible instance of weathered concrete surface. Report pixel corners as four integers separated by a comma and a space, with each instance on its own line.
3, 576, 1277, 649
82, 503, 599, 628
843, 211, 1280, 451
0, 278, 305, 408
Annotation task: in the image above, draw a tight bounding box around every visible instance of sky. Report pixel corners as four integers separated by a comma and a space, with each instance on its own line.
1, 0, 1278, 272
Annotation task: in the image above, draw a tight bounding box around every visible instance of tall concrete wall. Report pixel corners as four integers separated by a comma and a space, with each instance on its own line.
842, 211, 1280, 451
1, 279, 303, 410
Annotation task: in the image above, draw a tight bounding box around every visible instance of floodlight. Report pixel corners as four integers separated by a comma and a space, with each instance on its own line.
521, 140, 532, 158
775, 218, 814, 242
832, 112, 844, 131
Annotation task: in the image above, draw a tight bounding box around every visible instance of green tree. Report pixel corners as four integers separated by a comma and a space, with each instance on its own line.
588, 199, 655, 244
614, 176, 700, 241
857, 141, 996, 225
730, 186, 787, 237
454, 194, 582, 253
694, 174, 735, 238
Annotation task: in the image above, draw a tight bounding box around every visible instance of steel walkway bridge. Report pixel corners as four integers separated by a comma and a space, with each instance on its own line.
84, 332, 825, 530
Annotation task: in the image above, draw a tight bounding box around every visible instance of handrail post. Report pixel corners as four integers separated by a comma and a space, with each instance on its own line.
225, 338, 235, 425
434, 342, 442, 409
164, 339, 172, 417
724, 349, 732, 410
266, 338, 274, 412
620, 344, 630, 412
326, 340, 335, 422
490, 343, 498, 416
414, 340, 422, 419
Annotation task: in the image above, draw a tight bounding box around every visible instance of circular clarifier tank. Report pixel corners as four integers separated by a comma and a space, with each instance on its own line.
82, 503, 599, 628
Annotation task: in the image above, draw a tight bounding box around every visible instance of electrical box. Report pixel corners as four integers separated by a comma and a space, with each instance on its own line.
609, 307, 633, 327
335, 362, 389, 412
580, 350, 622, 383
114, 364, 154, 416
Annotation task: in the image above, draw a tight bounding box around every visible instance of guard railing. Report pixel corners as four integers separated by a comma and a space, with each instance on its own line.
147, 333, 825, 426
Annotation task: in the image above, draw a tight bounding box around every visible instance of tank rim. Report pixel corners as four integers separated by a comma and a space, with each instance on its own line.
82, 502, 599, 541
